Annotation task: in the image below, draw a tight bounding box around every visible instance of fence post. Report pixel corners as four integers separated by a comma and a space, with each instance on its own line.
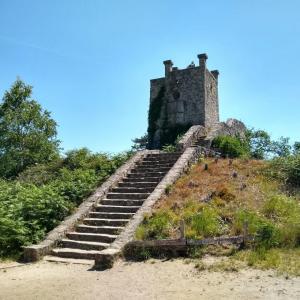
243, 221, 249, 247
180, 220, 185, 240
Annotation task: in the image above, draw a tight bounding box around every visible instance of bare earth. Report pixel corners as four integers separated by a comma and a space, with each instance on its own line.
0, 258, 300, 300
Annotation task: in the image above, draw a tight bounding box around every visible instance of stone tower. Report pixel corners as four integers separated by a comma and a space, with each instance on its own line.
148, 53, 219, 149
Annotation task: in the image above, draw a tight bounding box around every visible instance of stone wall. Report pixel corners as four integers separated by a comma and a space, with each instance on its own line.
205, 69, 219, 126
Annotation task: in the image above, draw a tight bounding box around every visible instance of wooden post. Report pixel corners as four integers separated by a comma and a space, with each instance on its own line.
204, 163, 208, 170
180, 220, 185, 240
243, 221, 249, 247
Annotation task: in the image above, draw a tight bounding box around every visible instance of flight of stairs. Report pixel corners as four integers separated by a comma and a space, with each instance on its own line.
51, 152, 181, 260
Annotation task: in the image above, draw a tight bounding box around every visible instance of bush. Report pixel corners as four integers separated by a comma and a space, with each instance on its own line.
162, 144, 177, 153
185, 207, 223, 238
50, 168, 99, 205
262, 195, 300, 247
0, 181, 72, 257
268, 155, 300, 187
212, 135, 249, 158
136, 211, 178, 240
232, 209, 281, 248
0, 149, 131, 258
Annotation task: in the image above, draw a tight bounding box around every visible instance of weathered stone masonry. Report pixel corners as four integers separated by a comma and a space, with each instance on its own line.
148, 53, 219, 149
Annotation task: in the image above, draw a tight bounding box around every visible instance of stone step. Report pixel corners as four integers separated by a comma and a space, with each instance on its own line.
106, 192, 150, 200
146, 153, 181, 157
76, 224, 124, 235
118, 182, 157, 188
101, 199, 144, 206
131, 167, 170, 173
60, 239, 109, 251
127, 172, 165, 178
89, 211, 134, 219
44, 255, 93, 265
138, 162, 174, 167
111, 187, 154, 193
66, 232, 117, 243
83, 218, 129, 226
122, 177, 161, 183
52, 248, 102, 260
95, 205, 140, 213
141, 157, 176, 161
142, 158, 179, 163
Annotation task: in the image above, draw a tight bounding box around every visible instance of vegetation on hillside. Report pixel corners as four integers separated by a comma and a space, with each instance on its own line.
0, 80, 131, 258
212, 129, 298, 159
135, 158, 300, 275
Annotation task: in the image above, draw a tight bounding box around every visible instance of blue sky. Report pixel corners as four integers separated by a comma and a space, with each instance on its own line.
0, 0, 299, 153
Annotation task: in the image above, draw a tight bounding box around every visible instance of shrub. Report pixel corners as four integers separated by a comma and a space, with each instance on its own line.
212, 135, 249, 158
268, 155, 300, 187
262, 195, 300, 247
136, 211, 178, 240
233, 208, 285, 248
185, 206, 223, 239
0, 181, 72, 257
0, 149, 131, 258
50, 168, 99, 205
162, 144, 177, 153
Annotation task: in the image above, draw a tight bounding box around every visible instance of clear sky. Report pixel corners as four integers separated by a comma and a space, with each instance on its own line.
0, 0, 299, 153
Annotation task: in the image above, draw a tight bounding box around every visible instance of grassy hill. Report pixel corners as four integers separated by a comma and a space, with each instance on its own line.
135, 158, 300, 276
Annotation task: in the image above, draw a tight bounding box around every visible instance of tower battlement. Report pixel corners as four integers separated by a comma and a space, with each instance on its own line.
148, 53, 219, 149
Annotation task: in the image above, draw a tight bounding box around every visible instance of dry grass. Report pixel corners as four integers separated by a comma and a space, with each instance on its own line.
156, 158, 268, 211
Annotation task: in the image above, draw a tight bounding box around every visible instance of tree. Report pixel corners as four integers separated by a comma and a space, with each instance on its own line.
293, 142, 300, 155
246, 129, 272, 159
271, 137, 291, 158
0, 79, 60, 177
131, 133, 148, 150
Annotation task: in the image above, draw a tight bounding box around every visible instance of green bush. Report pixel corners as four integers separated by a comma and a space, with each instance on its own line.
232, 209, 281, 248
185, 207, 223, 238
162, 144, 177, 153
268, 155, 300, 187
262, 195, 300, 247
212, 135, 249, 158
50, 168, 99, 205
0, 149, 131, 258
136, 211, 177, 240
0, 181, 72, 257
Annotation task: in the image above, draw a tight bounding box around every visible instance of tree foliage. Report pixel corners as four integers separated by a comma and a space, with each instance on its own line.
0, 79, 60, 177
131, 133, 148, 150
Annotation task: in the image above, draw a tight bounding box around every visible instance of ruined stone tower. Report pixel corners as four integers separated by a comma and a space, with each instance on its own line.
148, 53, 219, 149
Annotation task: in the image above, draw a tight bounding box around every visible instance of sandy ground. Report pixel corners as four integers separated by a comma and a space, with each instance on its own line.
0, 258, 299, 300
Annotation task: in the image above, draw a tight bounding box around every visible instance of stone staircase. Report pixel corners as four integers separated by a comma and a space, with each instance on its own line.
51, 152, 181, 260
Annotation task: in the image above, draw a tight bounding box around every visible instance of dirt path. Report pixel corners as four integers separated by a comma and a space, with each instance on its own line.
0, 258, 299, 300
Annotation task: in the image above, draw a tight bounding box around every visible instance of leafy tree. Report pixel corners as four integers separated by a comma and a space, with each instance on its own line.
246, 129, 272, 159
293, 142, 300, 155
271, 137, 291, 157
132, 133, 148, 150
0, 79, 60, 177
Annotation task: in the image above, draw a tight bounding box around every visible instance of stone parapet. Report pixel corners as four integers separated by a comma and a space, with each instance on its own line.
176, 125, 207, 151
